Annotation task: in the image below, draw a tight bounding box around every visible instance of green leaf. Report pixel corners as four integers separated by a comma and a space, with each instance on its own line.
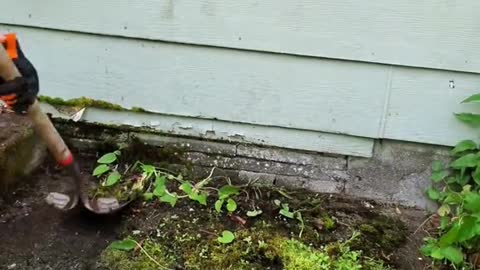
247, 210, 263, 217
104, 171, 121, 186
439, 223, 461, 247
113, 150, 121, 156
160, 193, 178, 207
180, 182, 194, 195
440, 216, 450, 230
93, 164, 110, 177
444, 193, 463, 205
464, 192, 480, 212
421, 239, 446, 260
141, 164, 156, 174
455, 113, 480, 127
462, 93, 480, 104
226, 198, 237, 212
98, 152, 117, 164
473, 166, 480, 186
196, 192, 208, 206
109, 239, 137, 251
432, 161, 444, 172
217, 230, 235, 244
153, 176, 166, 197
215, 199, 224, 213
452, 140, 477, 154
431, 171, 449, 183
430, 247, 444, 260
446, 176, 457, 184
441, 246, 464, 265
456, 174, 471, 186
280, 208, 295, 219
218, 185, 240, 200
143, 193, 154, 201
458, 216, 478, 242
451, 153, 479, 169
427, 187, 440, 201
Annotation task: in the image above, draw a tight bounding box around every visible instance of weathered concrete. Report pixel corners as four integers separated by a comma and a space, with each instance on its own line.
132, 132, 237, 156
346, 141, 450, 210
0, 113, 46, 188
55, 121, 448, 210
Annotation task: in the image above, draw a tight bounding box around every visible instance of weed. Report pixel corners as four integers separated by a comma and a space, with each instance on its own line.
423, 92, 480, 268
275, 199, 305, 237
218, 230, 236, 244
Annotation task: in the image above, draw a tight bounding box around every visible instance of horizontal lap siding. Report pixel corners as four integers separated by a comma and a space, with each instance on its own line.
0, 25, 388, 139
2, 0, 479, 154
0, 0, 479, 73
384, 67, 480, 146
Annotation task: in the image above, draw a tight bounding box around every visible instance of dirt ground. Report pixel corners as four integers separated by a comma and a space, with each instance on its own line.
0, 155, 124, 270
0, 152, 431, 270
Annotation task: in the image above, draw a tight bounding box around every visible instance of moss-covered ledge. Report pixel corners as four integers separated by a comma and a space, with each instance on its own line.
38, 95, 151, 113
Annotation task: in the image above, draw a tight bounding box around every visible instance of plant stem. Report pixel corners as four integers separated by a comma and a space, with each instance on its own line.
133, 240, 172, 270
195, 167, 216, 189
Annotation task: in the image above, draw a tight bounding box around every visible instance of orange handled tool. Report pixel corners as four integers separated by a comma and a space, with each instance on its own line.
0, 33, 126, 214
1, 33, 76, 170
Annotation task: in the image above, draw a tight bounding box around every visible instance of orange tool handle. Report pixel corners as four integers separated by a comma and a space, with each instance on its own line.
1, 33, 19, 60
0, 39, 74, 167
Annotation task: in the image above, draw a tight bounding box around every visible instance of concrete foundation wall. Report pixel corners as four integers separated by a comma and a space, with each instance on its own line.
56, 121, 448, 211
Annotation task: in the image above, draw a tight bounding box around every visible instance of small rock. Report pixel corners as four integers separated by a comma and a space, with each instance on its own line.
363, 201, 374, 209
7, 263, 16, 269
313, 218, 325, 231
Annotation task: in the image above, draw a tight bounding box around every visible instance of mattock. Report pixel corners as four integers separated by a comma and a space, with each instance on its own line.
0, 33, 130, 214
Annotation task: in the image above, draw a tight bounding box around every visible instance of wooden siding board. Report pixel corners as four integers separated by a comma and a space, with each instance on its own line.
39, 103, 374, 157
1, 25, 388, 138
1, 0, 479, 73
82, 107, 375, 157
384, 67, 480, 146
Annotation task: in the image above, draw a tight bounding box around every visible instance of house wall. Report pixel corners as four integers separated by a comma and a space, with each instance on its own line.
1, 1, 479, 158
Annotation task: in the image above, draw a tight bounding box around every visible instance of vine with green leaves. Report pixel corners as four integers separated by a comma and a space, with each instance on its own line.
90, 149, 306, 245
422, 93, 480, 268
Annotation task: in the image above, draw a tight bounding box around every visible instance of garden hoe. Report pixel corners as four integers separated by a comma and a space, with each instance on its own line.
0, 34, 129, 214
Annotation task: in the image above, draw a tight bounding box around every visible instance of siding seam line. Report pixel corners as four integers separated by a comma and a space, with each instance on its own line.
378, 66, 394, 138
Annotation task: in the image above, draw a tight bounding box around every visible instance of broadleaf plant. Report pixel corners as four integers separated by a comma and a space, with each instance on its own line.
109, 239, 137, 251
214, 185, 240, 213
423, 92, 480, 267
217, 230, 235, 244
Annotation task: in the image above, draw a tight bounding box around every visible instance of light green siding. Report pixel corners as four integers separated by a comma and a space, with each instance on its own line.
1, 0, 479, 72
1, 1, 479, 157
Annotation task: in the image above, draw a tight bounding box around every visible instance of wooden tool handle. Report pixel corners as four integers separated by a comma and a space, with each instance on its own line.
0, 45, 73, 166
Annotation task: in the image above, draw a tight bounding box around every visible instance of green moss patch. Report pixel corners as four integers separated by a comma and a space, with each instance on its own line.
100, 223, 390, 270
96, 184, 406, 269
79, 142, 412, 269
39, 96, 125, 111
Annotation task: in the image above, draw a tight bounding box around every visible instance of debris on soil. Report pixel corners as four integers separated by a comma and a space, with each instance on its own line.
0, 142, 429, 270
97, 182, 411, 270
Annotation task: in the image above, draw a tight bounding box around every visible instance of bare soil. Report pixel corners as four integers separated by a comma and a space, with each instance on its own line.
0, 155, 124, 270
0, 151, 431, 270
